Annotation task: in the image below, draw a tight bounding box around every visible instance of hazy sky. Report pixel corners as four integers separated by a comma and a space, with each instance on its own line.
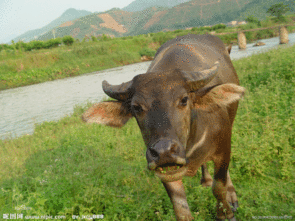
0, 0, 134, 43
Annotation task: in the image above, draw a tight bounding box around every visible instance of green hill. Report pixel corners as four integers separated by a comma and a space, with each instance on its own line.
122, 0, 190, 12
16, 0, 295, 42
13, 8, 92, 42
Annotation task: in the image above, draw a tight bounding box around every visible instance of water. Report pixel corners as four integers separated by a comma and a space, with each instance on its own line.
1, 33, 295, 140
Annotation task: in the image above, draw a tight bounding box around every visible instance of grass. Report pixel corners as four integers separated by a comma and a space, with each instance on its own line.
0, 39, 145, 90
1, 15, 295, 91
0, 42, 294, 220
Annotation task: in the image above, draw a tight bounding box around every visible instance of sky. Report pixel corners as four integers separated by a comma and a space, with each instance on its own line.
0, 0, 134, 44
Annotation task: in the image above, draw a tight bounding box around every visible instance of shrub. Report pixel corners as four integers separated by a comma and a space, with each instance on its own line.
91, 36, 97, 42
30, 41, 45, 50
62, 35, 74, 46
212, 24, 226, 30
199, 26, 212, 31
44, 38, 61, 49
99, 34, 111, 41
173, 29, 183, 33
191, 27, 199, 32
255, 29, 275, 40
15, 41, 26, 50
0, 44, 14, 51
139, 47, 156, 57
246, 15, 262, 27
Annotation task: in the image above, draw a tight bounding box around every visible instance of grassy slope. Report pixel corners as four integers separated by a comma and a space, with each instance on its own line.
0, 44, 294, 220
0, 38, 147, 90
37, 13, 120, 41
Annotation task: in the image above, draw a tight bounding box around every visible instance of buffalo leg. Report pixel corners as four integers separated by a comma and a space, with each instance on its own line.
212, 155, 236, 221
200, 164, 213, 187
163, 180, 193, 221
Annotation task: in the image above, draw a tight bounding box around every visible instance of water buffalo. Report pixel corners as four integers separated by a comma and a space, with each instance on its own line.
82, 34, 245, 221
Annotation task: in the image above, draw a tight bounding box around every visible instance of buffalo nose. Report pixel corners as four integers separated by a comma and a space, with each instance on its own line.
147, 139, 186, 166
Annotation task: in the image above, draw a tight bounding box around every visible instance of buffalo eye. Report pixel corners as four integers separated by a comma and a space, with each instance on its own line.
132, 104, 143, 113
180, 96, 188, 107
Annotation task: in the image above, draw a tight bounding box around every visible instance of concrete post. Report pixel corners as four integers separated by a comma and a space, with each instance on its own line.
279, 26, 289, 44
238, 32, 246, 49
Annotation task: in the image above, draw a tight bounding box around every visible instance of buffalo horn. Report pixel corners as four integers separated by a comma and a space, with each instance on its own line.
182, 61, 220, 91
102, 80, 133, 101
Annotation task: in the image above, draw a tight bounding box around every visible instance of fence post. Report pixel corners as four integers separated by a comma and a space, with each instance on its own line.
238, 31, 246, 49
279, 26, 289, 44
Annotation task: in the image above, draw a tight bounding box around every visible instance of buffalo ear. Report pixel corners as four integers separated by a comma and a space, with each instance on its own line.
194, 83, 245, 111
82, 101, 132, 128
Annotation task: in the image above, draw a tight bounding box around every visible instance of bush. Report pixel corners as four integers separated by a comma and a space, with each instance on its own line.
173, 29, 183, 33
62, 35, 74, 46
139, 47, 156, 57
99, 34, 111, 41
23, 43, 33, 51
212, 24, 226, 30
30, 41, 45, 50
255, 29, 275, 40
199, 26, 212, 31
44, 38, 61, 49
191, 27, 199, 32
91, 36, 97, 42
246, 15, 262, 27
15, 41, 26, 50
0, 44, 14, 51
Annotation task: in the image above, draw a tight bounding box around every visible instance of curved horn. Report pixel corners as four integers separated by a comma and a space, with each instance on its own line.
102, 80, 133, 101
182, 61, 220, 92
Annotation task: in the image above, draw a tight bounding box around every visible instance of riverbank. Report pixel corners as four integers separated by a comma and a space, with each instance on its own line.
0, 43, 294, 220
1, 17, 295, 91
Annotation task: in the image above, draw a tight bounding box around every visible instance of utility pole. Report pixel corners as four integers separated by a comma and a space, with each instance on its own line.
52, 29, 56, 39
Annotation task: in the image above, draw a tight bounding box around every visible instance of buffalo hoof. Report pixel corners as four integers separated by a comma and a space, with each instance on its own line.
230, 201, 239, 212
226, 186, 238, 212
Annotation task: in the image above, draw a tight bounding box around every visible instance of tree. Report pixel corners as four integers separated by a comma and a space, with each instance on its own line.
245, 15, 261, 27
267, 3, 290, 21
62, 35, 74, 46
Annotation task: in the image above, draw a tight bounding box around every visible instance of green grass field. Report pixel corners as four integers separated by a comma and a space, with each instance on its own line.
0, 41, 294, 220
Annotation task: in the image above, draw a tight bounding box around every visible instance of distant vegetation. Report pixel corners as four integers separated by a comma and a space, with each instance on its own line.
1, 43, 294, 220
0, 14, 295, 91
9, 0, 293, 43
267, 2, 291, 22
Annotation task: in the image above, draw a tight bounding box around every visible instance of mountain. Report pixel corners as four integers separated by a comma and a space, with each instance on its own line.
15, 0, 295, 43
124, 0, 295, 35
123, 0, 191, 12
12, 8, 92, 43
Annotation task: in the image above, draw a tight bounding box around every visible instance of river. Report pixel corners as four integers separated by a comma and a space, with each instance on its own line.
1, 33, 295, 140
